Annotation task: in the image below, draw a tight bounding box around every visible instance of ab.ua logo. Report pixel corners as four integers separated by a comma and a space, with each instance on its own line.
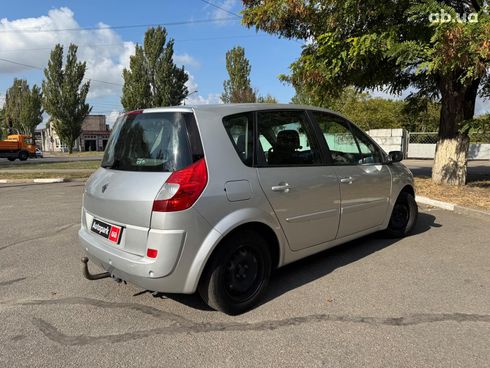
429, 9, 479, 24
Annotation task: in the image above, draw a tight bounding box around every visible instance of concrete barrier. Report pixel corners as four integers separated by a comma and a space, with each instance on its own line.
408, 143, 490, 159
367, 129, 408, 156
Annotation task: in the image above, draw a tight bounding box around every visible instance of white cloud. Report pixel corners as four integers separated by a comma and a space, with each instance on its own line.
206, 0, 239, 25
174, 53, 200, 68
0, 8, 205, 101
0, 94, 5, 108
105, 110, 121, 127
184, 72, 221, 105
0, 8, 132, 98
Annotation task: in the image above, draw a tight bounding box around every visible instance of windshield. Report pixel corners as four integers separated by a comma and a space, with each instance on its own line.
101, 112, 196, 172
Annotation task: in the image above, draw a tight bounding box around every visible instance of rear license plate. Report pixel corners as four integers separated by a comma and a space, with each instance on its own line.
91, 219, 122, 244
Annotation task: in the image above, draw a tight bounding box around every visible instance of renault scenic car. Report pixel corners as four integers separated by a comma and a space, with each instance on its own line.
79, 104, 417, 315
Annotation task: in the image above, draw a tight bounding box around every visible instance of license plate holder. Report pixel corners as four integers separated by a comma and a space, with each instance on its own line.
91, 219, 123, 244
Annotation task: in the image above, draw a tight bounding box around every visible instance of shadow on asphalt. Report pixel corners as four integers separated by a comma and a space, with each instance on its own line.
261, 212, 440, 306
139, 212, 441, 312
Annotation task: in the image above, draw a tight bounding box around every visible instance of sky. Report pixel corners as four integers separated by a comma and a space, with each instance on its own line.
0, 0, 488, 128
0, 0, 303, 126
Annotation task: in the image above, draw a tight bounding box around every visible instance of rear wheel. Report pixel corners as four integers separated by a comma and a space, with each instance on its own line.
385, 192, 418, 238
198, 230, 271, 315
19, 151, 28, 161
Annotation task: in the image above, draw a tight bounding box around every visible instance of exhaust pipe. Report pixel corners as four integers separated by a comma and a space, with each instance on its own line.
81, 256, 111, 280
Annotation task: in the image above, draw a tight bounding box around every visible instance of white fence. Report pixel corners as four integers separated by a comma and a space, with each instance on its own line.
367, 129, 490, 160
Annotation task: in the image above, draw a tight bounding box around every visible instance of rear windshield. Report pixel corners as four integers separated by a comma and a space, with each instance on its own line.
101, 112, 203, 172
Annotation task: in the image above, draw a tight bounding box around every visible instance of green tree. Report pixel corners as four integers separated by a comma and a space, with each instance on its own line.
257, 94, 278, 103
0, 107, 5, 139
3, 79, 43, 141
292, 86, 441, 132
402, 96, 440, 132
42, 44, 91, 153
20, 84, 44, 143
121, 26, 189, 110
243, 0, 490, 185
222, 46, 257, 103
4, 79, 28, 134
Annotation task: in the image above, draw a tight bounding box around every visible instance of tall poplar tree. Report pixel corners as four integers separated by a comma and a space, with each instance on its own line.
42, 44, 91, 153
221, 46, 257, 103
121, 26, 189, 110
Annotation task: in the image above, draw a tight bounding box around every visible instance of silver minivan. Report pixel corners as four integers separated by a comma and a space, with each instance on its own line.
79, 104, 417, 314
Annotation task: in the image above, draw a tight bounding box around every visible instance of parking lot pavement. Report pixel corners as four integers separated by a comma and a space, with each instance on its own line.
0, 182, 489, 368
403, 159, 490, 177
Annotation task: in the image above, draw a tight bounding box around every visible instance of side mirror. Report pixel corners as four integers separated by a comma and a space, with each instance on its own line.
388, 151, 403, 163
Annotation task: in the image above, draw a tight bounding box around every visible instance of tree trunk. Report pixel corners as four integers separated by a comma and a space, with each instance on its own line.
432, 78, 478, 186
432, 135, 470, 185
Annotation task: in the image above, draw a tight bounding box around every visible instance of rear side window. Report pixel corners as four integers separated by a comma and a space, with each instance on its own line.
101, 112, 202, 172
222, 113, 254, 166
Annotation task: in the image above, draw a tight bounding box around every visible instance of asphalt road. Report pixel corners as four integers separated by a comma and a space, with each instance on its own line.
0, 182, 489, 368
0, 156, 101, 166
403, 159, 490, 177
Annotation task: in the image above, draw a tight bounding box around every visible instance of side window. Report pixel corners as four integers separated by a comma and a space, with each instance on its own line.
312, 111, 382, 165
257, 110, 322, 166
223, 113, 254, 166
349, 125, 384, 164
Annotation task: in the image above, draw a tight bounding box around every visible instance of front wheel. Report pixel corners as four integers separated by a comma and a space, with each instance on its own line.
19, 151, 28, 161
198, 230, 271, 315
385, 192, 418, 238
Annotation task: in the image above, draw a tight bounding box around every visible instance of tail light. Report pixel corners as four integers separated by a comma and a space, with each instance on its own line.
152, 158, 207, 212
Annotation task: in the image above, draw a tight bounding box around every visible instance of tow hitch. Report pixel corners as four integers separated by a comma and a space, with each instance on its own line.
81, 256, 111, 280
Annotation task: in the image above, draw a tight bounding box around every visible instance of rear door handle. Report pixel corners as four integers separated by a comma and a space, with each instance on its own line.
340, 176, 353, 184
271, 183, 292, 192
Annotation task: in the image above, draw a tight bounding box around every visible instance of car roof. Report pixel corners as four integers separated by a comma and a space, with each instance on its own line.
141, 103, 342, 117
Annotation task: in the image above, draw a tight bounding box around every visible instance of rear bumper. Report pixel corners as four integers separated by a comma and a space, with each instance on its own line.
79, 227, 190, 293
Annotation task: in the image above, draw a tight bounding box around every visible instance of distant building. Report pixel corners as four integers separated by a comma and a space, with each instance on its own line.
41, 115, 111, 152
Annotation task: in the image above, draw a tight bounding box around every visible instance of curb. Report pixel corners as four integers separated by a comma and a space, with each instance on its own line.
416, 196, 454, 211
0, 178, 67, 184
416, 195, 490, 219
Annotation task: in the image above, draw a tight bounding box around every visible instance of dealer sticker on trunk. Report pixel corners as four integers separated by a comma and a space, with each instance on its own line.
91, 219, 122, 244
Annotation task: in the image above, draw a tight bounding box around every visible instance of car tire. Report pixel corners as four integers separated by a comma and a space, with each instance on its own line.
19, 151, 28, 161
385, 192, 418, 238
198, 230, 272, 315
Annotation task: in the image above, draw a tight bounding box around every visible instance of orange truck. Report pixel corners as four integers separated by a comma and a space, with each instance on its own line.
0, 134, 37, 161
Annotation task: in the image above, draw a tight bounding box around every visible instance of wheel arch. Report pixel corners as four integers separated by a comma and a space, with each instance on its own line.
399, 184, 415, 198
382, 183, 416, 229
183, 219, 283, 294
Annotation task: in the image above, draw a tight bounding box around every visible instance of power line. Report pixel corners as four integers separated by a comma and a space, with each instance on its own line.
0, 57, 122, 86
199, 0, 242, 18
0, 34, 268, 54
0, 17, 239, 34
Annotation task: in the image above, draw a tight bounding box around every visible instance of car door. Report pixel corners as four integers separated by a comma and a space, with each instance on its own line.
310, 111, 392, 238
256, 110, 340, 251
